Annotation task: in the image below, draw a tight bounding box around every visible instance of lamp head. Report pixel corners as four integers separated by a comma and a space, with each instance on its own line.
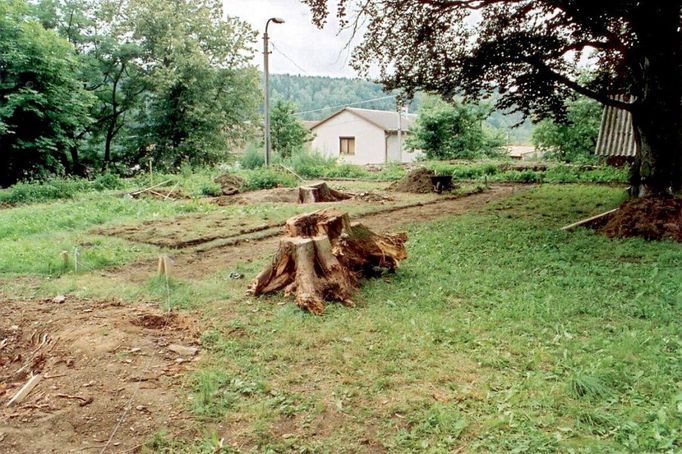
271, 17, 285, 24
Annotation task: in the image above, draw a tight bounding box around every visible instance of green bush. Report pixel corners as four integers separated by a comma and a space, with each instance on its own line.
499, 169, 543, 183
240, 143, 265, 169
0, 178, 90, 205
200, 183, 223, 197
93, 172, 125, 191
287, 151, 336, 178
242, 168, 298, 191
532, 97, 603, 164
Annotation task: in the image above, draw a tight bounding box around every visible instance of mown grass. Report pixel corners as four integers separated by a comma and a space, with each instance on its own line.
3, 180, 678, 453
134, 184, 682, 453
0, 191, 216, 274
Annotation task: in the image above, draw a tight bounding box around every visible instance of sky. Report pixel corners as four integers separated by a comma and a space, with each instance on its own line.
226, 0, 359, 78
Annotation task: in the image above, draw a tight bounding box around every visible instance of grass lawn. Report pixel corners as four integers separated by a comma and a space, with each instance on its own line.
147, 184, 680, 453
2, 183, 680, 453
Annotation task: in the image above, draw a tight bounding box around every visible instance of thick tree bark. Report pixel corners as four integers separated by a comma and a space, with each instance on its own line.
249, 209, 407, 314
630, 2, 682, 195
298, 182, 352, 203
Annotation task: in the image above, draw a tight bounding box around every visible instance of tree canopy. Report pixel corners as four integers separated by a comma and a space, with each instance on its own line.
0, 0, 261, 186
303, 0, 682, 195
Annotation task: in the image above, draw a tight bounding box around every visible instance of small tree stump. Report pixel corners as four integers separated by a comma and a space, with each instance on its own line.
249, 208, 407, 314
298, 182, 352, 203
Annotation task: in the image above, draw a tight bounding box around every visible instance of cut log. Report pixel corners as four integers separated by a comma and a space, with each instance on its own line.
249, 208, 407, 314
298, 182, 352, 204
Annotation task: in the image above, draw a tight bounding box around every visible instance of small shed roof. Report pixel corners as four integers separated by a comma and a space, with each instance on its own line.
311, 107, 417, 133
595, 98, 638, 157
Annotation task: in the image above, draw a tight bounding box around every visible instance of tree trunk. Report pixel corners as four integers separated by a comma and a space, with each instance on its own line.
630, 2, 682, 195
249, 209, 407, 314
298, 182, 352, 203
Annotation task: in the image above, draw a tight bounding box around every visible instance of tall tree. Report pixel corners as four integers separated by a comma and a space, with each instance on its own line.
270, 99, 312, 158
0, 0, 93, 186
303, 0, 682, 196
127, 0, 261, 169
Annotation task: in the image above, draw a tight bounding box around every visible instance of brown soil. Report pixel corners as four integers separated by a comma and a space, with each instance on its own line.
111, 185, 518, 283
213, 187, 300, 205
388, 168, 436, 193
0, 298, 199, 453
214, 174, 246, 196
596, 195, 682, 241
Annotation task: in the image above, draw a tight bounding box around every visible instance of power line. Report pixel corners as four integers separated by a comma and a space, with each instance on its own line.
270, 42, 310, 76
294, 95, 397, 116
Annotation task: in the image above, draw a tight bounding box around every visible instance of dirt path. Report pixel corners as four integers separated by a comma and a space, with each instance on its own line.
0, 298, 200, 453
113, 184, 521, 282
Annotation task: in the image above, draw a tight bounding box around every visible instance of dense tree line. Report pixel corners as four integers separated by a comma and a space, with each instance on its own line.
0, 0, 260, 187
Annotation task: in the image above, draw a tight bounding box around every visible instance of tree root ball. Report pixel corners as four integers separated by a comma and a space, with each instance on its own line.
248, 208, 407, 314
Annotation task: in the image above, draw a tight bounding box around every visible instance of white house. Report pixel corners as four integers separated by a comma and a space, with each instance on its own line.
308, 107, 422, 165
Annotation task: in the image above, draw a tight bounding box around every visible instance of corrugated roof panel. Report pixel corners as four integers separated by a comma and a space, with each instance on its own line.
595, 97, 638, 157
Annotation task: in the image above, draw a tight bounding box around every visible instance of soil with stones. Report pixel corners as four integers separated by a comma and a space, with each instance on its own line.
0, 298, 200, 453
595, 195, 682, 241
388, 168, 436, 194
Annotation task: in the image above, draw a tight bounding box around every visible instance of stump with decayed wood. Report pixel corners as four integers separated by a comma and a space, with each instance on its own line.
249, 208, 407, 314
298, 182, 352, 203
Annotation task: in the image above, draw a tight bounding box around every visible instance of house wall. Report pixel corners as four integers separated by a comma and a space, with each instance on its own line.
386, 134, 424, 163
310, 111, 387, 165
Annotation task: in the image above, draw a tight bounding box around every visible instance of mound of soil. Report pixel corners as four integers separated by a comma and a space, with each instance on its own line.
214, 174, 246, 196
596, 195, 682, 241
388, 168, 436, 193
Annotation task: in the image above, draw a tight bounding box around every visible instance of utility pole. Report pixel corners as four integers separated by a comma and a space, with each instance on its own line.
263, 17, 285, 167
397, 103, 407, 163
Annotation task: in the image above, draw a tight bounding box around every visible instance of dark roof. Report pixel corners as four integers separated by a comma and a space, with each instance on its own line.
311, 107, 417, 132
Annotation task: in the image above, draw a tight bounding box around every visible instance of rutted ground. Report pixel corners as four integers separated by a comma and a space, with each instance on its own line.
107, 184, 520, 282
0, 298, 200, 453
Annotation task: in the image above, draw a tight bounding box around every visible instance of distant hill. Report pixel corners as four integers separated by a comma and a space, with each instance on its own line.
269, 74, 534, 145
269, 74, 421, 120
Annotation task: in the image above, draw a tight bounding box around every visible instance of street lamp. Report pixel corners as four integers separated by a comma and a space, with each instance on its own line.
263, 17, 285, 167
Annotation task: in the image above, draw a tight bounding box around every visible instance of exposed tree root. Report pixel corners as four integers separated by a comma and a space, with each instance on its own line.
249, 208, 407, 314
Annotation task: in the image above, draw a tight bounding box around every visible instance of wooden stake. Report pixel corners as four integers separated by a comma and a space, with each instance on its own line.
59, 251, 69, 269
561, 209, 618, 231
157, 255, 171, 277
7, 374, 42, 407
73, 247, 80, 273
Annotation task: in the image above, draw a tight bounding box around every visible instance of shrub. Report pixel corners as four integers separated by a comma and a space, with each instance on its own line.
0, 178, 90, 205
93, 172, 124, 191
287, 151, 337, 178
242, 168, 298, 191
407, 96, 506, 160
532, 96, 603, 164
200, 183, 222, 197
240, 143, 265, 169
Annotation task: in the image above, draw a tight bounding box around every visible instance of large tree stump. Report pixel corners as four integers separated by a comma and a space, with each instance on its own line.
249, 208, 407, 314
298, 182, 352, 203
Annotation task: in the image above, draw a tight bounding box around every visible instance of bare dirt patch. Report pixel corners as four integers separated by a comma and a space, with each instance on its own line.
0, 298, 200, 453
111, 185, 519, 283
595, 195, 682, 241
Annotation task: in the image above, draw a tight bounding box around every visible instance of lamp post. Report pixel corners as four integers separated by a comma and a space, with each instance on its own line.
263, 17, 285, 167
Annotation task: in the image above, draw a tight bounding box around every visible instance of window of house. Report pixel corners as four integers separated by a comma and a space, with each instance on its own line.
340, 137, 355, 155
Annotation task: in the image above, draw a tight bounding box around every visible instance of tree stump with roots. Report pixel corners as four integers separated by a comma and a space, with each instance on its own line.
249, 208, 407, 314
298, 182, 352, 203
